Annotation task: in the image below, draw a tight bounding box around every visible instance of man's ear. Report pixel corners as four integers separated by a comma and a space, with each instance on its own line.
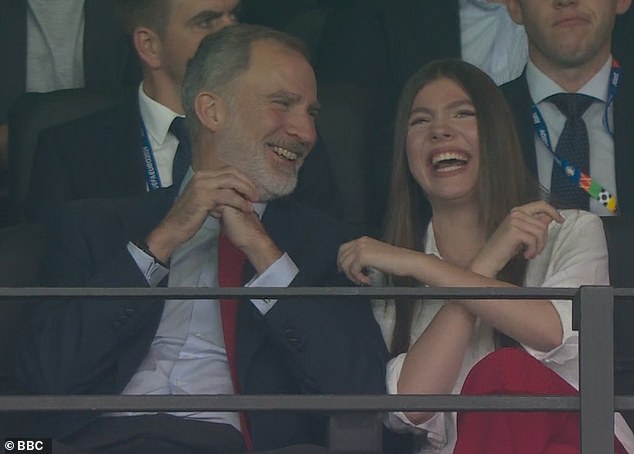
617, 0, 632, 15
195, 91, 226, 132
504, 0, 524, 25
133, 26, 162, 70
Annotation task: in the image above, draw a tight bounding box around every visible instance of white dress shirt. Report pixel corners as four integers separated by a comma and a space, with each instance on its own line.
121, 171, 299, 429
137, 83, 182, 189
26, 0, 85, 92
459, 0, 528, 86
375, 210, 634, 453
527, 57, 616, 216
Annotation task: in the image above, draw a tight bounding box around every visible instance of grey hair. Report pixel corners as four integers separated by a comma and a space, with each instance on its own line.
182, 24, 310, 139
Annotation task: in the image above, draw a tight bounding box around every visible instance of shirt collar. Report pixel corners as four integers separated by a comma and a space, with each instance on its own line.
138, 82, 183, 144
424, 221, 442, 259
526, 55, 612, 104
460, 0, 505, 11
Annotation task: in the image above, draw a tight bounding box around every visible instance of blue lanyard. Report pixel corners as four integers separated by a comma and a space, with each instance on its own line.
530, 59, 621, 213
139, 120, 162, 190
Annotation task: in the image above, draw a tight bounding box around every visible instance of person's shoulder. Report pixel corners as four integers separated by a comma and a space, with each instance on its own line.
38, 93, 138, 146
500, 71, 528, 97
52, 189, 174, 238
551, 209, 604, 240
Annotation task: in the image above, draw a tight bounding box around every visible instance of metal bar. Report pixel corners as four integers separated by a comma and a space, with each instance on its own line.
0, 286, 579, 300
0, 394, 580, 413
578, 286, 614, 454
615, 395, 634, 410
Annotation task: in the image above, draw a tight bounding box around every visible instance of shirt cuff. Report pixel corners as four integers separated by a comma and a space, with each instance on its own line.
247, 252, 299, 315
127, 241, 169, 287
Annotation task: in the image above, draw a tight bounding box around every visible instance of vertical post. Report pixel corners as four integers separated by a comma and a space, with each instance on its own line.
578, 286, 614, 454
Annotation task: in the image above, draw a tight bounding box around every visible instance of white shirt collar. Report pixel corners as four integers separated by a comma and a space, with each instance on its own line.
138, 82, 183, 144
526, 55, 612, 104
460, 0, 505, 11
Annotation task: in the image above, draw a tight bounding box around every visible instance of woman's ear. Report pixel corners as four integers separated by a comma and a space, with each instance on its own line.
195, 91, 226, 133
133, 26, 163, 70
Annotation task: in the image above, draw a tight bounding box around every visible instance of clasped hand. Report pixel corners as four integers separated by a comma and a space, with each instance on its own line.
145, 167, 277, 267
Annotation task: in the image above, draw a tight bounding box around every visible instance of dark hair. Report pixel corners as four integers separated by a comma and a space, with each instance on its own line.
114, 0, 171, 37
182, 24, 309, 139
385, 59, 538, 356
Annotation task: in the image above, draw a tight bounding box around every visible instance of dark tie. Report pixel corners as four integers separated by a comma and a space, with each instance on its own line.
218, 232, 253, 449
169, 117, 191, 189
549, 93, 594, 210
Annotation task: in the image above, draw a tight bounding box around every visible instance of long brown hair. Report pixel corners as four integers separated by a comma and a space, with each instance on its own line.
384, 59, 538, 356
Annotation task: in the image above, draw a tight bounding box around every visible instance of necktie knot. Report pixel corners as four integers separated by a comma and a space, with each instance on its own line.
169, 116, 189, 143
548, 93, 595, 119
169, 116, 192, 189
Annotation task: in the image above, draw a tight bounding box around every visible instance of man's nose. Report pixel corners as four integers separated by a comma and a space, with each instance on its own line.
287, 113, 317, 147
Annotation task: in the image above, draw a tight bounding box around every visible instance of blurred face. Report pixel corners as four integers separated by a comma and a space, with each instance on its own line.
506, 0, 631, 70
215, 40, 319, 201
406, 78, 480, 206
160, 0, 240, 86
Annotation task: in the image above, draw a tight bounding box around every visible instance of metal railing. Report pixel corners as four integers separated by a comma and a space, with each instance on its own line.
0, 286, 631, 453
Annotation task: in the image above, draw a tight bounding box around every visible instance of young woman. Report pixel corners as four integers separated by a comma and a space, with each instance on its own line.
337, 60, 634, 453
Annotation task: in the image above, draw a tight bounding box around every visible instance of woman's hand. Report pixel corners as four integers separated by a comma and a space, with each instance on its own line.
337, 236, 413, 285
471, 201, 564, 278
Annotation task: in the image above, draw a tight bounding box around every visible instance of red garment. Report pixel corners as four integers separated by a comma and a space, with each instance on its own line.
218, 232, 254, 450
455, 348, 626, 454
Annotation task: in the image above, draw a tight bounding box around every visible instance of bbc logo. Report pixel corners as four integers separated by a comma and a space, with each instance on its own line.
3, 439, 52, 454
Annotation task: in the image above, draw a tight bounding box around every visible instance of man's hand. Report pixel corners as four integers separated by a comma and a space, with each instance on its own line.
145, 167, 259, 263
220, 205, 283, 274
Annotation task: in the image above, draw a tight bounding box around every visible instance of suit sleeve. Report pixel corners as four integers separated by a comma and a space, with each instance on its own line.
241, 202, 388, 397
16, 202, 163, 395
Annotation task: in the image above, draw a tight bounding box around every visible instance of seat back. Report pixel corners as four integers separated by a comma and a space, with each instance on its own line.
0, 223, 47, 392
7, 88, 126, 223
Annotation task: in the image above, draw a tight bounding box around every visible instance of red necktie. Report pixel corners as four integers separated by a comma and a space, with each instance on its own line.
218, 232, 253, 450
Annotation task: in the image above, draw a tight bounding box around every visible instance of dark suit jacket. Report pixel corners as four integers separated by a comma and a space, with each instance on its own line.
501, 68, 634, 215
0, 0, 138, 124
14, 189, 387, 449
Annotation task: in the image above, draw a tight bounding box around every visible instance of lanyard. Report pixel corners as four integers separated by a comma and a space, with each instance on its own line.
139, 120, 162, 190
530, 59, 621, 214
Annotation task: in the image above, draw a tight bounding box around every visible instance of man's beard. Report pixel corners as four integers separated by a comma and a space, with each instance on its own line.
217, 118, 301, 202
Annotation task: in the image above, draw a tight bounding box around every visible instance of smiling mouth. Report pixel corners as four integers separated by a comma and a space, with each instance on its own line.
554, 16, 589, 27
431, 151, 469, 172
268, 144, 300, 162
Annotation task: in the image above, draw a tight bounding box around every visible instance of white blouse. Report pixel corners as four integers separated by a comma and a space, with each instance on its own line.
374, 210, 634, 453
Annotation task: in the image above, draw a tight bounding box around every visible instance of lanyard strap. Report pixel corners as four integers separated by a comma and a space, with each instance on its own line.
530, 59, 621, 214
140, 120, 162, 190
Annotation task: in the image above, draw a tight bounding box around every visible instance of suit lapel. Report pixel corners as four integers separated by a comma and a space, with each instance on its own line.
502, 71, 539, 176
235, 198, 293, 385
108, 92, 148, 194
614, 69, 634, 215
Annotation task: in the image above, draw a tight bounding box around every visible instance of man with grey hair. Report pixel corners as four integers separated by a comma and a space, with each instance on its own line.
13, 24, 387, 454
